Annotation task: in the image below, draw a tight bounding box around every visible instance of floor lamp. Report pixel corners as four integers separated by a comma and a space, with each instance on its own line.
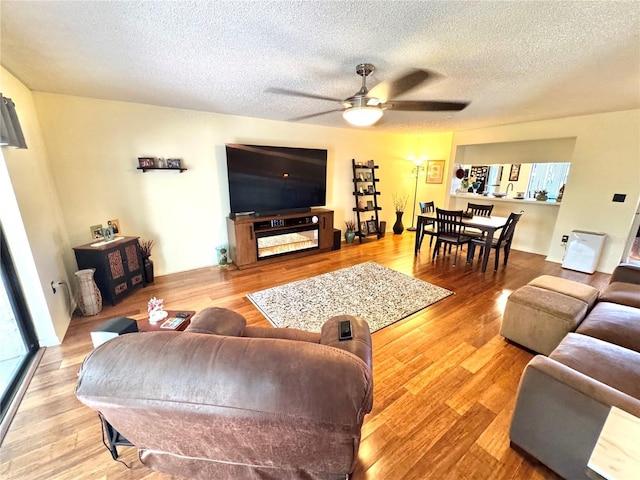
407, 161, 425, 232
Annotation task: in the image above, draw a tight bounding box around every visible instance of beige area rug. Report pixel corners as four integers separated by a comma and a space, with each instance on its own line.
247, 261, 453, 333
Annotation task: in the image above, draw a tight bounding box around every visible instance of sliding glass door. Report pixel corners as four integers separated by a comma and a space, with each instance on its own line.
0, 226, 39, 425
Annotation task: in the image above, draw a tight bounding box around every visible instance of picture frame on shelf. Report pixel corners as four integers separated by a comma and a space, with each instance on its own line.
366, 200, 374, 210
167, 158, 182, 169
360, 221, 368, 234
365, 172, 373, 181
90, 224, 104, 240
367, 185, 375, 194
138, 157, 155, 168
426, 159, 445, 184
509, 164, 521, 181
366, 220, 378, 234
107, 218, 120, 235
367, 160, 375, 168
102, 226, 115, 242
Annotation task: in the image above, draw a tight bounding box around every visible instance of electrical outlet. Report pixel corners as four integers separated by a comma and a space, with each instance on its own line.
561, 235, 569, 243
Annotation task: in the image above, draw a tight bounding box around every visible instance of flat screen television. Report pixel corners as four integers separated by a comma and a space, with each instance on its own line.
225, 144, 328, 217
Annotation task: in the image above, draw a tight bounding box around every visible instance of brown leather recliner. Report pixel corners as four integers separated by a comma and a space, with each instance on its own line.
76, 308, 374, 480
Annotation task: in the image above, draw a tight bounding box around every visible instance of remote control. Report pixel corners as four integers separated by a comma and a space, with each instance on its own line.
176, 312, 189, 318
339, 320, 352, 341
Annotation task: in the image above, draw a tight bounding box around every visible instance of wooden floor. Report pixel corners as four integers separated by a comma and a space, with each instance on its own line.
0, 233, 611, 480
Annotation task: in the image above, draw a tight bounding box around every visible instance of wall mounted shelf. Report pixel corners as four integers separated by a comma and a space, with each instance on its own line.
137, 167, 187, 173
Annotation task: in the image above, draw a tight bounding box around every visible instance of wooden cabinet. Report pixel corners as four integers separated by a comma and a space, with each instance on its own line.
352, 159, 382, 242
227, 209, 334, 269
73, 236, 145, 305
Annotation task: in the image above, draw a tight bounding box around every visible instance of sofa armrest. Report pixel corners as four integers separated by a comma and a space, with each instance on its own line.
184, 307, 246, 336
610, 263, 640, 285
510, 355, 640, 479
320, 315, 372, 371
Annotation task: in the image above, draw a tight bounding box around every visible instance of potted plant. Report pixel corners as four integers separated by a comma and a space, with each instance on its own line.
344, 220, 357, 244
138, 238, 155, 283
535, 190, 548, 201
392, 193, 408, 234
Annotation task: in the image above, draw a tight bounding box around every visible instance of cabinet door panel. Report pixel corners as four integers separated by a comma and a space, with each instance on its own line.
318, 211, 334, 249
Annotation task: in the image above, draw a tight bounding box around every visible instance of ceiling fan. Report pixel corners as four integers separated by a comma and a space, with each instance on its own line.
267, 63, 469, 127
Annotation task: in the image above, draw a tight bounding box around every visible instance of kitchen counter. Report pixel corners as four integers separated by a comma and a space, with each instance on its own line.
448, 193, 562, 256
451, 193, 562, 207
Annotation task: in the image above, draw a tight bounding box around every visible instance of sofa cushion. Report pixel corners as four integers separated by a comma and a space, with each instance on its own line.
599, 281, 640, 309
575, 302, 640, 353
528, 275, 600, 310
550, 333, 640, 400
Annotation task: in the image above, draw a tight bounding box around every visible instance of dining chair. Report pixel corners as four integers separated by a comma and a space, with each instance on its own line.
418, 201, 437, 249
466, 203, 494, 217
464, 203, 495, 237
467, 211, 524, 271
432, 208, 472, 266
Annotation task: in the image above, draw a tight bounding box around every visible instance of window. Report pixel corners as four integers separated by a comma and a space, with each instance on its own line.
526, 163, 570, 199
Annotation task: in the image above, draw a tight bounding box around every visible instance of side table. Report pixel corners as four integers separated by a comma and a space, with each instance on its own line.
136, 310, 195, 332
587, 406, 640, 480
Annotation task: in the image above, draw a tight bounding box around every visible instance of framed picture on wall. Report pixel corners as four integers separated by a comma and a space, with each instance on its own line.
426, 160, 445, 184
509, 164, 521, 181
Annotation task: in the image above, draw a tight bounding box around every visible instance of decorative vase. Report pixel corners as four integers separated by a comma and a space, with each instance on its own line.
393, 212, 404, 234
144, 258, 154, 284
74, 268, 102, 316
345, 231, 356, 244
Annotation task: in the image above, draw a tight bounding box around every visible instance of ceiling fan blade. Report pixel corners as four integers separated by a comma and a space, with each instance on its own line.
382, 100, 469, 111
266, 87, 342, 103
369, 69, 433, 101
289, 109, 343, 121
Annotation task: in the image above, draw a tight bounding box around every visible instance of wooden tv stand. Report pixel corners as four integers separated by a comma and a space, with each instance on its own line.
227, 209, 334, 269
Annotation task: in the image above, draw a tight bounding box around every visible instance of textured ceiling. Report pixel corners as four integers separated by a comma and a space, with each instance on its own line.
1, 1, 639, 134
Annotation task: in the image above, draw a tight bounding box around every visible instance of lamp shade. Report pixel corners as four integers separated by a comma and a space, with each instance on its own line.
342, 106, 383, 127
1, 95, 27, 149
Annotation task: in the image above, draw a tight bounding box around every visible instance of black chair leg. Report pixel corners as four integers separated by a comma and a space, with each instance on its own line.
494, 248, 500, 272
503, 245, 511, 265
467, 244, 475, 263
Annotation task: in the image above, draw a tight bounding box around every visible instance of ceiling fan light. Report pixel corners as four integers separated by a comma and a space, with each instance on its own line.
342, 106, 383, 127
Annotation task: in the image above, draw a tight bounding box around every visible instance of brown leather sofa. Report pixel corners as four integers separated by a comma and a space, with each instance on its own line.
76, 308, 373, 480
509, 263, 640, 479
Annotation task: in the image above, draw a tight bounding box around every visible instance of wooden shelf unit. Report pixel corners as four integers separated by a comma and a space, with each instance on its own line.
227, 208, 334, 269
352, 159, 382, 242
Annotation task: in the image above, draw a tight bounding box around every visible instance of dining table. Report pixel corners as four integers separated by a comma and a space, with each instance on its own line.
414, 213, 510, 273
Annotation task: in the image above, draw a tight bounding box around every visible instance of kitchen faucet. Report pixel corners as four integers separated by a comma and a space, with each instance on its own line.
506, 183, 514, 196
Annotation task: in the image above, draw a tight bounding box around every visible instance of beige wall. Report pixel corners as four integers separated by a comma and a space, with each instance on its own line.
5, 65, 638, 346
33, 93, 454, 276
1, 68, 72, 345
450, 110, 640, 273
